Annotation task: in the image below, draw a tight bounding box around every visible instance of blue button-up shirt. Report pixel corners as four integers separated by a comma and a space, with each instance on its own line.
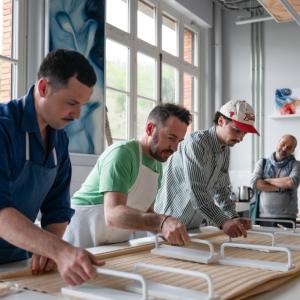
0, 86, 74, 227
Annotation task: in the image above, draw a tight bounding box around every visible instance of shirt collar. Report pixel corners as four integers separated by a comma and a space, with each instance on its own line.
209, 126, 225, 153
20, 85, 40, 133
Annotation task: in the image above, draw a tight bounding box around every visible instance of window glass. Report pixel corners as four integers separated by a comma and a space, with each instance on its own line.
183, 73, 197, 132
0, 0, 12, 57
0, 0, 13, 103
106, 89, 128, 140
162, 14, 177, 56
0, 60, 12, 102
106, 0, 129, 32
137, 52, 156, 99
162, 63, 178, 103
137, 0, 155, 45
184, 27, 195, 65
136, 98, 155, 138
106, 39, 129, 91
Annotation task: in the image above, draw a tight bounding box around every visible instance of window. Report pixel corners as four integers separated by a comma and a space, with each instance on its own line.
0, 0, 25, 103
137, 0, 156, 45
162, 63, 178, 103
183, 73, 199, 132
105, 0, 201, 142
106, 0, 129, 33
0, 0, 13, 102
136, 52, 156, 138
105, 39, 130, 141
162, 14, 177, 56
184, 27, 196, 65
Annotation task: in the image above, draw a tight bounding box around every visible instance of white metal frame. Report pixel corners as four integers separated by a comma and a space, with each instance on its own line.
151, 235, 218, 264
219, 242, 294, 272
127, 262, 220, 300
61, 267, 148, 300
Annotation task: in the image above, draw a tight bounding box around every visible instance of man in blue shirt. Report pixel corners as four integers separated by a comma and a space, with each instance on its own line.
0, 49, 104, 285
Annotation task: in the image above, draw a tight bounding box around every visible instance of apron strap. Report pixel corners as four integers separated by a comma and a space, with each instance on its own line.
52, 148, 58, 166
25, 132, 30, 161
126, 142, 142, 193
22, 96, 57, 166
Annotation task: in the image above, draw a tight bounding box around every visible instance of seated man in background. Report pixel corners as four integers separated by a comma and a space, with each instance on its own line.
0, 49, 105, 286
154, 100, 259, 238
64, 104, 192, 247
250, 134, 300, 228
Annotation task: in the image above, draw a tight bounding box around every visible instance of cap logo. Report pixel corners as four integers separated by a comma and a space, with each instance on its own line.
244, 113, 255, 122
229, 111, 234, 118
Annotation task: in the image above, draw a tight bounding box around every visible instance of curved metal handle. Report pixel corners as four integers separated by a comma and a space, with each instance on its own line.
220, 242, 293, 271
96, 268, 148, 300
255, 218, 296, 232
190, 238, 216, 260
134, 263, 216, 299
247, 230, 275, 246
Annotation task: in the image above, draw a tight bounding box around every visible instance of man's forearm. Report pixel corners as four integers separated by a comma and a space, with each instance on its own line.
256, 179, 278, 192
105, 205, 165, 233
264, 177, 293, 189
0, 207, 70, 260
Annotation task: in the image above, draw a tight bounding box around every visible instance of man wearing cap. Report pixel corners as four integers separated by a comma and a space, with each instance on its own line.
154, 100, 259, 239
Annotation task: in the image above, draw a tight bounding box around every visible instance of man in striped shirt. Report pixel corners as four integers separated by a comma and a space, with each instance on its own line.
154, 100, 259, 240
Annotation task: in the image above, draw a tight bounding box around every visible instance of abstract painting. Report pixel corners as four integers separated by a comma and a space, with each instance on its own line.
49, 0, 105, 154
275, 88, 300, 115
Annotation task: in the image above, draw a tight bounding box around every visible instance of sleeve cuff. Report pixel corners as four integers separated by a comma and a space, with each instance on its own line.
41, 208, 75, 227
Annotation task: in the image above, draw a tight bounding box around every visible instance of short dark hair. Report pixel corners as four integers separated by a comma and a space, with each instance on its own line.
37, 49, 97, 88
213, 111, 232, 125
147, 103, 192, 126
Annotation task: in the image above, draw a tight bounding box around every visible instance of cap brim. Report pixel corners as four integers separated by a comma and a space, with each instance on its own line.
232, 119, 260, 136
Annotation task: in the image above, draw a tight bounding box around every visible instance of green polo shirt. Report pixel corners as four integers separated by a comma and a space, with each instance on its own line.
72, 140, 162, 205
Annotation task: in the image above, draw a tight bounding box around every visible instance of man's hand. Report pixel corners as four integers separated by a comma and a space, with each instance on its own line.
55, 246, 105, 286
161, 216, 190, 245
222, 218, 251, 238
31, 254, 56, 275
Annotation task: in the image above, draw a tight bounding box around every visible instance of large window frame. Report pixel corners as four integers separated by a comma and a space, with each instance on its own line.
105, 0, 204, 141
0, 0, 27, 102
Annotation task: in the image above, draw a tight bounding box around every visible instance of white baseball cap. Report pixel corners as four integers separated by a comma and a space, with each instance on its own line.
219, 100, 259, 135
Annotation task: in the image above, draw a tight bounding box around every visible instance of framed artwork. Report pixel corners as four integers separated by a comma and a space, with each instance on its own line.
49, 0, 105, 154
275, 88, 300, 115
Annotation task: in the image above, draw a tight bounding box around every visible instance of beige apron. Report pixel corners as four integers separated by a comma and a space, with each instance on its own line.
64, 144, 159, 248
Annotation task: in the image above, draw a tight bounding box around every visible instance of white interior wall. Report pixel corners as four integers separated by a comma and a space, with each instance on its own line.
264, 22, 300, 159
222, 10, 253, 194
223, 10, 300, 201
173, 0, 213, 27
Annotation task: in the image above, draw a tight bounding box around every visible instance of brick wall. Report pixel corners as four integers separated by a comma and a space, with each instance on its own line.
0, 0, 12, 102
183, 29, 194, 132
183, 29, 193, 112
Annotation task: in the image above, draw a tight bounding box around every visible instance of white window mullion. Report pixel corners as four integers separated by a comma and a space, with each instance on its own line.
106, 86, 131, 96
130, 0, 137, 139
178, 15, 184, 65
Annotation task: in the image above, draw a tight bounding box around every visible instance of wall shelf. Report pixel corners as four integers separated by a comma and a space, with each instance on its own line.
269, 114, 300, 120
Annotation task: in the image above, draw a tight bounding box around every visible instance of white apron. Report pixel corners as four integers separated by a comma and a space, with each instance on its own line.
64, 144, 159, 248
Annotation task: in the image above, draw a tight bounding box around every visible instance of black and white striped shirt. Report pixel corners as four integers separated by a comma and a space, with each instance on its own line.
154, 127, 238, 229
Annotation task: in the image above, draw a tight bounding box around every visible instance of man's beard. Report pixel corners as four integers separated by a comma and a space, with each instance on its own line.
149, 131, 173, 162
